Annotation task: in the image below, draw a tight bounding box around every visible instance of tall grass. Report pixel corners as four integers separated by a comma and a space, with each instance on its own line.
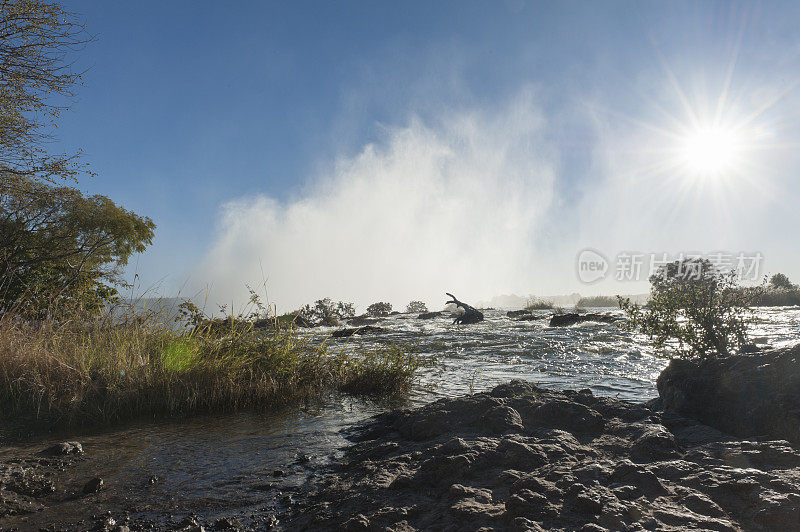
525, 297, 553, 310
0, 312, 427, 427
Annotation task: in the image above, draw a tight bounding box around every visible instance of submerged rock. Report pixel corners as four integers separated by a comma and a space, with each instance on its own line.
549, 313, 619, 327
82, 477, 103, 494
417, 312, 442, 319
41, 441, 83, 456
331, 325, 385, 338
657, 344, 800, 444
287, 380, 800, 531
516, 314, 545, 322
506, 310, 532, 318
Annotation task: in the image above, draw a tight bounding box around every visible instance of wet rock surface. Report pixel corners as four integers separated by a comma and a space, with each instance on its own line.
287, 381, 800, 531
549, 313, 620, 327
0, 449, 69, 517
331, 325, 386, 338
658, 344, 800, 445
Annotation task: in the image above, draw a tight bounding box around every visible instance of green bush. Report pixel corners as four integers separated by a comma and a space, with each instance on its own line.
298, 298, 355, 326
619, 258, 759, 358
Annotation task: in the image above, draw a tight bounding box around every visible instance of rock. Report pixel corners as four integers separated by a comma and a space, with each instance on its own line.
524, 399, 605, 434
291, 314, 315, 327
0, 488, 45, 516
516, 314, 544, 321
549, 313, 619, 327
331, 325, 385, 338
83, 477, 104, 494
348, 315, 383, 326
417, 311, 442, 319
41, 441, 83, 456
213, 517, 241, 529
287, 379, 800, 531
507, 310, 532, 318
657, 344, 800, 444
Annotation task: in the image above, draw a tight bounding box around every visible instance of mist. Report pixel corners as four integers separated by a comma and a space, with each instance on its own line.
197, 91, 561, 313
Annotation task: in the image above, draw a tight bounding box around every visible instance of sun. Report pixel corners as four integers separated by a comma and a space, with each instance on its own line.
678, 126, 742, 177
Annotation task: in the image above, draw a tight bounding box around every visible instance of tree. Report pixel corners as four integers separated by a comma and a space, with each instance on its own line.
769, 273, 796, 291
618, 258, 756, 358
1, 0, 92, 182
406, 300, 427, 313
366, 302, 392, 317
0, 174, 155, 316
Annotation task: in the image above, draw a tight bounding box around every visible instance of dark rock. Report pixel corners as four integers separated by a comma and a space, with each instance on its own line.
41, 441, 83, 456
213, 517, 241, 529
276, 378, 800, 532
291, 314, 315, 327
549, 313, 620, 327
507, 310, 532, 318
657, 344, 800, 444
83, 477, 104, 494
516, 314, 545, 321
524, 399, 605, 434
417, 311, 442, 319
348, 315, 383, 326
331, 325, 385, 338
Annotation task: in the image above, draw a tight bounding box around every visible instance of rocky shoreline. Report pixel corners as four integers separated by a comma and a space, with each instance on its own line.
287, 377, 800, 530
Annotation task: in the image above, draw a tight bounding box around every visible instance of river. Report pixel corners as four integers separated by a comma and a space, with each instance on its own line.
2, 307, 798, 529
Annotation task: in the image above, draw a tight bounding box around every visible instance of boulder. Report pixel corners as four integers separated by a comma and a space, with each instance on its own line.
41, 441, 83, 456
286, 379, 800, 531
657, 344, 800, 444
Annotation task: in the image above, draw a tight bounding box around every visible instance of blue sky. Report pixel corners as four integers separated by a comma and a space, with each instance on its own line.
55, 1, 800, 310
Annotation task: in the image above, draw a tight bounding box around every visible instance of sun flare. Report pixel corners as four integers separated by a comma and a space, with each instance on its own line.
679, 126, 742, 177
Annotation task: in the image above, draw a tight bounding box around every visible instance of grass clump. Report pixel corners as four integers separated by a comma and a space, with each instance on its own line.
525, 297, 553, 310
0, 312, 427, 428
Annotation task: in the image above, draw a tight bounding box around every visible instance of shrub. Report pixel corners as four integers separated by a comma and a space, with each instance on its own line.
406, 300, 428, 313
299, 298, 355, 326
619, 258, 759, 358
576, 295, 618, 308
366, 302, 393, 317
769, 273, 796, 290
